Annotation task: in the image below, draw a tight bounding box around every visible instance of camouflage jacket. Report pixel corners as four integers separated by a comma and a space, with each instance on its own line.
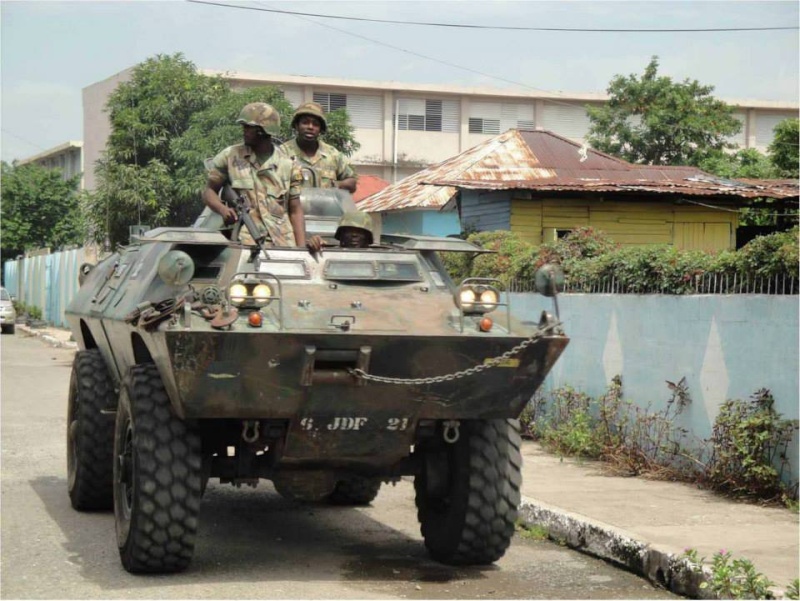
207, 144, 303, 246
279, 138, 357, 189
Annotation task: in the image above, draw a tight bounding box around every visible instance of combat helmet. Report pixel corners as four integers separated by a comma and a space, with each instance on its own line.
335, 211, 374, 245
236, 102, 281, 136
291, 101, 328, 133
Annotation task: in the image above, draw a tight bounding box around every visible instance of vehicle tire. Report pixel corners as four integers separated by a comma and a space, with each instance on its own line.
114, 363, 202, 573
2, 324, 14, 334
67, 349, 115, 510
326, 477, 382, 506
414, 419, 522, 566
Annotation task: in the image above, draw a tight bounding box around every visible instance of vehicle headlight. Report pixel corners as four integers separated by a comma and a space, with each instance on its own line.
479, 288, 499, 312
229, 283, 248, 305
459, 288, 477, 310
253, 283, 272, 299
252, 283, 273, 307
457, 284, 500, 314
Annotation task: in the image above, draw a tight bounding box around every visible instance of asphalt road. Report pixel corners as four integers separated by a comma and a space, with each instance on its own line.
0, 331, 678, 599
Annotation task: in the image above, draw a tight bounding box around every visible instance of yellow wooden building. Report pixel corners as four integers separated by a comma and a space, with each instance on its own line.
365, 129, 796, 251
509, 197, 737, 252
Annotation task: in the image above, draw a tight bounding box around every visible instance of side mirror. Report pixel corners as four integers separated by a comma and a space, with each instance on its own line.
534, 264, 565, 297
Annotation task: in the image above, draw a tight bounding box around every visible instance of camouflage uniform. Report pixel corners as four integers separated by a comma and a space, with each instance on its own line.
279, 138, 358, 189
207, 145, 303, 246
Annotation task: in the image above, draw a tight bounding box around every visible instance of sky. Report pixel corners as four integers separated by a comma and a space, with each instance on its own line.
1, 0, 798, 164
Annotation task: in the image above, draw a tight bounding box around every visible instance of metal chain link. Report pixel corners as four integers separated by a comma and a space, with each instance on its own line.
348, 320, 563, 385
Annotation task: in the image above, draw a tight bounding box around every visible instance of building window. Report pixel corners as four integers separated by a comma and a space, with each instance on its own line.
397, 98, 459, 132
313, 92, 347, 112
469, 118, 501, 135
469, 101, 534, 134
310, 92, 382, 129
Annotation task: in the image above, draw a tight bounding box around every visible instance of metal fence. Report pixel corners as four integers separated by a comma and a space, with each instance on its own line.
508, 273, 799, 295
2, 247, 96, 327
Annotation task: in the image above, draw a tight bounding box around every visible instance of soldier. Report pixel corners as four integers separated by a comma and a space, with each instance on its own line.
335, 210, 375, 248
307, 210, 375, 253
202, 102, 308, 247
280, 102, 358, 193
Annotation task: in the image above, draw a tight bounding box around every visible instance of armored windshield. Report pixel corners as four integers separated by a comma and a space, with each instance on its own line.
300, 188, 357, 217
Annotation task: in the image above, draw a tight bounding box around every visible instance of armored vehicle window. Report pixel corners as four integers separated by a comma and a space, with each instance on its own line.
325, 261, 375, 279
377, 262, 421, 280
257, 260, 310, 279
325, 260, 422, 282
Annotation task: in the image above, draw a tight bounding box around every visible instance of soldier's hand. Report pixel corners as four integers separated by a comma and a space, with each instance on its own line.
221, 206, 238, 224
306, 235, 324, 255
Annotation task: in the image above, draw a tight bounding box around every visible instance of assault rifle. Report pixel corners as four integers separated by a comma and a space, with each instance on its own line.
221, 185, 269, 260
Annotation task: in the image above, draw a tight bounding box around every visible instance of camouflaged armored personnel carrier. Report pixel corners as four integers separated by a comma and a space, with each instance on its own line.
65, 187, 568, 574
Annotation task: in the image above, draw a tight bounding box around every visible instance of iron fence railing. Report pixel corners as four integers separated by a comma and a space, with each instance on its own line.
508, 273, 799, 295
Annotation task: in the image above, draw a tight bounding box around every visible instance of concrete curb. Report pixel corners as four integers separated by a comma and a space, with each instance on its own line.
16, 324, 78, 350
518, 498, 715, 599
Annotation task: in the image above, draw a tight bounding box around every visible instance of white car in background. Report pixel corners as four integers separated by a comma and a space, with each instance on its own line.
1, 287, 17, 334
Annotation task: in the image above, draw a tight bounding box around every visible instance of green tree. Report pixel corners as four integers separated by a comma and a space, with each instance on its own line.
85, 53, 360, 249
587, 57, 742, 166
1, 162, 84, 259
698, 148, 777, 179
84, 53, 228, 249
768, 118, 799, 178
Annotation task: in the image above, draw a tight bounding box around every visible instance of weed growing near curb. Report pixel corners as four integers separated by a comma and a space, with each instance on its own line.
514, 521, 549, 541
683, 548, 783, 599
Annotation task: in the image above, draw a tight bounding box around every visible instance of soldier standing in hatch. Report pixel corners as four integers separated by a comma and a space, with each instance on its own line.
202, 102, 308, 247
280, 102, 358, 193
306, 210, 375, 253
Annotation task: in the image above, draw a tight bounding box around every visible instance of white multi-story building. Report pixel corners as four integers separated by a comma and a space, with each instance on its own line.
51, 67, 800, 192
15, 141, 84, 188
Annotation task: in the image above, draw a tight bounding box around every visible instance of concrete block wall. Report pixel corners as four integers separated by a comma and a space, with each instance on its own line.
511, 293, 800, 482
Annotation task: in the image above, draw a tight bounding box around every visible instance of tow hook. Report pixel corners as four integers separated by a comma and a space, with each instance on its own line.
442, 420, 460, 444
242, 420, 260, 443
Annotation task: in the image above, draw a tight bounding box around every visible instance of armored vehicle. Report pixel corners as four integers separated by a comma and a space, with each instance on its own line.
65, 188, 568, 574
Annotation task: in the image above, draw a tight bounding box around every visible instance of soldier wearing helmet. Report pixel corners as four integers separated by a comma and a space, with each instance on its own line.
336, 211, 374, 248
306, 210, 375, 254
202, 102, 308, 247
279, 101, 358, 194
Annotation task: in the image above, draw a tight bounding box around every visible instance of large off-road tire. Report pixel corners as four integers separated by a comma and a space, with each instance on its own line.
414, 419, 522, 566
114, 363, 202, 573
67, 349, 116, 510
2, 324, 15, 334
326, 477, 382, 506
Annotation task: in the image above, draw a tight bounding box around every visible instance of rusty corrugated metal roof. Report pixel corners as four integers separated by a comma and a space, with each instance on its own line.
358, 129, 548, 212
359, 130, 799, 212
426, 177, 799, 199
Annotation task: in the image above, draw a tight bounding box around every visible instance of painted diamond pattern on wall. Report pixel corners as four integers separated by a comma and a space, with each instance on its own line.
602, 310, 624, 383
699, 316, 730, 422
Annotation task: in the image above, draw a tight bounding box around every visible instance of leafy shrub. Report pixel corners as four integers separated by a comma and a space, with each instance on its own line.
449, 226, 798, 293
538, 226, 619, 269
704, 389, 798, 501
735, 227, 799, 278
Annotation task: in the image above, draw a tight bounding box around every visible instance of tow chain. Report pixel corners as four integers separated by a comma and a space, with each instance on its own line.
348, 319, 563, 385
